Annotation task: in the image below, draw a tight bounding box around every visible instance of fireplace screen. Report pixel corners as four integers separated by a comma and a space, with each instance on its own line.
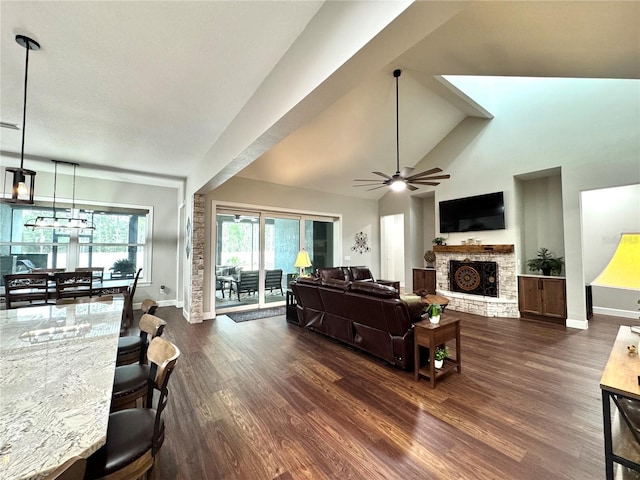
450, 260, 498, 297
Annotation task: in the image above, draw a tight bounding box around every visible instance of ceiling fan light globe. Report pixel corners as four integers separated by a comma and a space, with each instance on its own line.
390, 179, 406, 192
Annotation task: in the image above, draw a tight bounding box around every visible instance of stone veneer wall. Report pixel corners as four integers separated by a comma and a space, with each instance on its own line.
435, 247, 519, 318
188, 194, 205, 323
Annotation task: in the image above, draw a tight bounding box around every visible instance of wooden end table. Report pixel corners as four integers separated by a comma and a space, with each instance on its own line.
414, 316, 461, 387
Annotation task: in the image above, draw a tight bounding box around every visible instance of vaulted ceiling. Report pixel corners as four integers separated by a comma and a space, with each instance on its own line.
1, 1, 638, 199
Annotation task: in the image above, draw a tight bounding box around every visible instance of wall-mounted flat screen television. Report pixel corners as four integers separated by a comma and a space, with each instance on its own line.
439, 191, 505, 233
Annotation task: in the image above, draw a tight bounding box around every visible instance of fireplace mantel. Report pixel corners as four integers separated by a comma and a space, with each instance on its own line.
433, 244, 514, 254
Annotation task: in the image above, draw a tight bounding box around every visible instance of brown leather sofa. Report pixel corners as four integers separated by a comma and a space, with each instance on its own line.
290, 270, 420, 370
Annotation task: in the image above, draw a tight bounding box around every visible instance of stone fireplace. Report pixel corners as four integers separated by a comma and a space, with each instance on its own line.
433, 244, 519, 317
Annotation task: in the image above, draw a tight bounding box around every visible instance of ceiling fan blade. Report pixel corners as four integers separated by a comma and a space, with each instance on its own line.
372, 171, 392, 179
406, 174, 451, 182
353, 183, 384, 187
366, 185, 388, 191
407, 184, 419, 191
399, 167, 414, 178
409, 181, 440, 186
405, 167, 443, 180
354, 179, 383, 182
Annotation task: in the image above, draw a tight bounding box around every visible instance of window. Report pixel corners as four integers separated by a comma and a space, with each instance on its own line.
0, 202, 150, 286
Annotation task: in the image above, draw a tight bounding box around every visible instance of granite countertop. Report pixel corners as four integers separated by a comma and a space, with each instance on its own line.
0, 299, 123, 480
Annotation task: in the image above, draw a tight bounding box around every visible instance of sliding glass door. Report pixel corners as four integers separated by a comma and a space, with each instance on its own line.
215, 211, 260, 310
214, 208, 337, 314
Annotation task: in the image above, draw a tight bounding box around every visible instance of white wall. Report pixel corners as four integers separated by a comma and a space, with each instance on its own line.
382, 77, 640, 327
520, 174, 565, 275
582, 184, 640, 314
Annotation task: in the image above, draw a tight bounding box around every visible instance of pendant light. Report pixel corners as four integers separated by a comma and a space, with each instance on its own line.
24, 160, 95, 231
2, 35, 40, 204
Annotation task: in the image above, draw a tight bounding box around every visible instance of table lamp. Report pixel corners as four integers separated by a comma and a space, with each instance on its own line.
294, 249, 312, 277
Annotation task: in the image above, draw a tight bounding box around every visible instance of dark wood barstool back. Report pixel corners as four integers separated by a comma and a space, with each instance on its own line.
120, 268, 142, 330
84, 337, 180, 480
116, 313, 166, 367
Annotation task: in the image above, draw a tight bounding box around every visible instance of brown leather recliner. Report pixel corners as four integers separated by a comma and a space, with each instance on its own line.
291, 277, 419, 370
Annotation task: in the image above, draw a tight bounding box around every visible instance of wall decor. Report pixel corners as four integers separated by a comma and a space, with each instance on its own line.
351, 231, 371, 254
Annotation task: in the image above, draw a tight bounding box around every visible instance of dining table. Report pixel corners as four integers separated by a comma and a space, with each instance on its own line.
0, 297, 124, 480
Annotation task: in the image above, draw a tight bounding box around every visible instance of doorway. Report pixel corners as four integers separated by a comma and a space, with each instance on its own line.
381, 214, 404, 286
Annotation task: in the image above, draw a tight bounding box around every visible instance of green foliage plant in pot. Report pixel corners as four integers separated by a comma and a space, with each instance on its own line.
432, 237, 446, 246
110, 258, 136, 278
526, 247, 564, 276
427, 303, 442, 324
434, 346, 449, 369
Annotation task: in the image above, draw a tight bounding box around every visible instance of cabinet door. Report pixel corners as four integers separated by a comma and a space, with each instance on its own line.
413, 269, 436, 294
540, 278, 567, 319
518, 276, 542, 315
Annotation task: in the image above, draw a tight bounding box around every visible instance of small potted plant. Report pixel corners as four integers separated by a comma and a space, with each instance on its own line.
434, 346, 449, 369
432, 237, 447, 246
423, 250, 436, 268
427, 303, 441, 324
526, 247, 564, 276
110, 258, 136, 279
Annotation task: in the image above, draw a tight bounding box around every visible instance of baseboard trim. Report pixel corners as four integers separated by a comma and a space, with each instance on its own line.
133, 299, 176, 310
566, 318, 588, 330
593, 307, 638, 319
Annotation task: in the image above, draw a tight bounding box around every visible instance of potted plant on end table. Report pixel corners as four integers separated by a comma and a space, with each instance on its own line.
426, 303, 442, 324
434, 346, 449, 369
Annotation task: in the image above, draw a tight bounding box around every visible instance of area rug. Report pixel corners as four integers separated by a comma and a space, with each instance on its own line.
227, 306, 286, 323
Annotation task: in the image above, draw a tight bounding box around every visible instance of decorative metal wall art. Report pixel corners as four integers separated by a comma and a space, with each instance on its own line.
351, 231, 371, 254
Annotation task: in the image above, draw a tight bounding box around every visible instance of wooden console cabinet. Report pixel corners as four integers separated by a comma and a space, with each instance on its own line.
413, 268, 436, 294
518, 275, 567, 323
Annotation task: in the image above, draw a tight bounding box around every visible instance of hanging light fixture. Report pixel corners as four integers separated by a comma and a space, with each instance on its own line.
24, 160, 95, 230
2, 35, 40, 204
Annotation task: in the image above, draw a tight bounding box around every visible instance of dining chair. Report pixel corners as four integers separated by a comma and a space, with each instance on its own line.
45, 456, 86, 480
117, 313, 166, 367
111, 323, 174, 412
84, 337, 180, 480
54, 271, 93, 300
76, 266, 104, 280
4, 273, 50, 309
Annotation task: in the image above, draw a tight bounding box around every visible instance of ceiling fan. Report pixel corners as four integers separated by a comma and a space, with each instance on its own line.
354, 69, 451, 192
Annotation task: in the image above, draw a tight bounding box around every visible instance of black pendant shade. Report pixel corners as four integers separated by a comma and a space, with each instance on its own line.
2, 35, 40, 204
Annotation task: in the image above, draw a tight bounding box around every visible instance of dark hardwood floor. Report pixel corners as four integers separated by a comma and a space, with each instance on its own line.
143, 307, 639, 479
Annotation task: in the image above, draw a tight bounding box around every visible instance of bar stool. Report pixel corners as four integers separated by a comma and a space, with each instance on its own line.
84, 337, 180, 480
116, 313, 165, 367
111, 320, 168, 412
140, 298, 158, 315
